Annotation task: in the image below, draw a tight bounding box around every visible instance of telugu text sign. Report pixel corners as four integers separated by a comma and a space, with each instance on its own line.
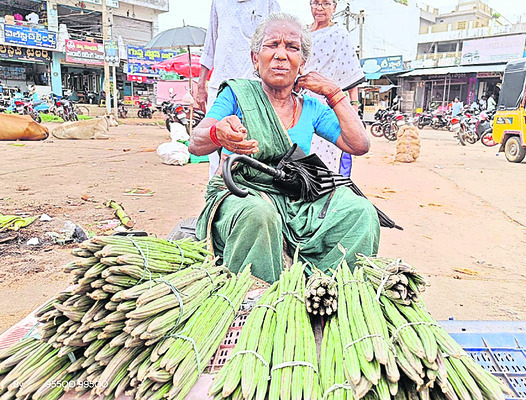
126, 45, 177, 76
65, 40, 105, 66
0, 44, 52, 62
360, 55, 404, 75
3, 25, 57, 49
461, 35, 526, 65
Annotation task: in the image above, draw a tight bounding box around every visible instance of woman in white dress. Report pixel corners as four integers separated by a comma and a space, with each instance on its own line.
304, 0, 365, 175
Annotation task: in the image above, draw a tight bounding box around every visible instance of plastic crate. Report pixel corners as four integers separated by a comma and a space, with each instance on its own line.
189, 154, 209, 164
440, 320, 526, 400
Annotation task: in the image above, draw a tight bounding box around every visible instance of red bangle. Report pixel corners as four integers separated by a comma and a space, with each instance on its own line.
209, 124, 222, 147
328, 91, 346, 108
325, 87, 341, 102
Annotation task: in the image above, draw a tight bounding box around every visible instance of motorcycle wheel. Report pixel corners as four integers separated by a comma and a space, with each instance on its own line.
370, 122, 383, 137
481, 130, 498, 147
165, 119, 171, 132
457, 126, 467, 146
148, 113, 152, 119
431, 122, 440, 130
466, 132, 478, 144
137, 110, 142, 118
32, 113, 42, 123
71, 113, 79, 121
383, 123, 398, 141
417, 121, 425, 129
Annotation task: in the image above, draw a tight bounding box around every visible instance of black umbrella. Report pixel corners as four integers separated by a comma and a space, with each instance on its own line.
222, 145, 403, 230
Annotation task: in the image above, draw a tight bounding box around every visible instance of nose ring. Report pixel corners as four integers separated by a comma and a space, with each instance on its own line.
274, 54, 279, 59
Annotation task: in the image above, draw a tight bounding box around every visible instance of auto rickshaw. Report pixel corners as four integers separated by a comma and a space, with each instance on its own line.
492, 58, 526, 163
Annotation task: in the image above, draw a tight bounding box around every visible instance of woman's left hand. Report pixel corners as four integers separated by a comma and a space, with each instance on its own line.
294, 72, 339, 97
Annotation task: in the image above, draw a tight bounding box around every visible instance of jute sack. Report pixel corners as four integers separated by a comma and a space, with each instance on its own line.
395, 125, 421, 163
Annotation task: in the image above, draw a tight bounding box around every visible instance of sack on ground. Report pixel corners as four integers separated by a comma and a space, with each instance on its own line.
395, 125, 421, 163
157, 141, 189, 166
169, 123, 190, 142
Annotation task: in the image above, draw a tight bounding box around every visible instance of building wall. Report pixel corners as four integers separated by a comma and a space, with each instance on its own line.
342, 0, 421, 61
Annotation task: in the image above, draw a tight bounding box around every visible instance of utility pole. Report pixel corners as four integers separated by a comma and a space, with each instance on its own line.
358, 10, 365, 59
102, 0, 111, 115
345, 3, 350, 32
334, 3, 365, 58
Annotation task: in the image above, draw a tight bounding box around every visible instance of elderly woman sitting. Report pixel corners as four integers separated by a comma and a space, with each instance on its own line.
189, 13, 379, 283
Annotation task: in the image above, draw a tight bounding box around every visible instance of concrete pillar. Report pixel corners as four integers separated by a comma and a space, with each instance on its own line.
51, 51, 63, 96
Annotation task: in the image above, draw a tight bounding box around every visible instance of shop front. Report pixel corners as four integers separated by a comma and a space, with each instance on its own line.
125, 45, 177, 103
61, 39, 105, 103
399, 64, 507, 113
0, 21, 57, 98
360, 55, 404, 121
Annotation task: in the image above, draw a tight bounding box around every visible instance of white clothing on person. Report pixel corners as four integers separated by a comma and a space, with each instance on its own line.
201, 0, 280, 179
487, 96, 496, 111
304, 23, 364, 172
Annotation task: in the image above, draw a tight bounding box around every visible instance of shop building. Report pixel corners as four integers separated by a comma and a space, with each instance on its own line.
0, 0, 57, 99
1, 0, 168, 100
359, 55, 404, 121
398, 0, 526, 113
53, 0, 168, 100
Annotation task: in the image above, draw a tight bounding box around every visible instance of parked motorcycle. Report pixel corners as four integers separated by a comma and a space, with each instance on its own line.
161, 101, 188, 132
118, 100, 128, 119
137, 101, 155, 119
416, 110, 433, 129
14, 98, 42, 123
456, 111, 479, 145
469, 110, 498, 147
430, 111, 451, 130
56, 96, 78, 121
160, 95, 205, 134
370, 109, 394, 138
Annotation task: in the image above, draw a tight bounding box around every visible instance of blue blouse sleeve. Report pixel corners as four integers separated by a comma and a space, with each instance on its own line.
309, 97, 341, 145
205, 86, 243, 121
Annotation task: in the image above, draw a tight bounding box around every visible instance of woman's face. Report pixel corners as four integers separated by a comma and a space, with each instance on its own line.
310, 1, 336, 25
253, 20, 305, 90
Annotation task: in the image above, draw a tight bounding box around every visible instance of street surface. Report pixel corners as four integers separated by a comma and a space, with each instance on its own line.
1, 123, 525, 333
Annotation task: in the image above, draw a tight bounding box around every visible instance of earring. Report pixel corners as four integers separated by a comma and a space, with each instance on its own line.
253, 69, 260, 78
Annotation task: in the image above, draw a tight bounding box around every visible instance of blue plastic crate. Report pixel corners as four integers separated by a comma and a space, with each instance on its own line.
439, 320, 526, 400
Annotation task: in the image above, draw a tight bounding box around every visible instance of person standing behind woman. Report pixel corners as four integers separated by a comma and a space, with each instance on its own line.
304, 0, 365, 175
197, 0, 281, 180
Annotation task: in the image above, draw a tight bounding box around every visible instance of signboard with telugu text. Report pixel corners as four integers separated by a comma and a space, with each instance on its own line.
360, 55, 404, 75
104, 40, 119, 66
65, 40, 104, 66
126, 45, 178, 76
4, 25, 57, 49
0, 44, 51, 62
461, 35, 526, 65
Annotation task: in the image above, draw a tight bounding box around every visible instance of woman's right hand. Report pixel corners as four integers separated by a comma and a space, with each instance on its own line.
216, 116, 259, 155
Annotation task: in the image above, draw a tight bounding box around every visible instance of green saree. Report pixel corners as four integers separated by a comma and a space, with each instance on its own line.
195, 79, 380, 283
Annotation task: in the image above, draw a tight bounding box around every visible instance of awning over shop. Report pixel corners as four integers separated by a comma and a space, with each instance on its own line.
379, 84, 398, 93
365, 72, 384, 80
398, 64, 507, 77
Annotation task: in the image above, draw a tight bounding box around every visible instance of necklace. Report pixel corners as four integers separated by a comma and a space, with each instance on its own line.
285, 96, 297, 130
